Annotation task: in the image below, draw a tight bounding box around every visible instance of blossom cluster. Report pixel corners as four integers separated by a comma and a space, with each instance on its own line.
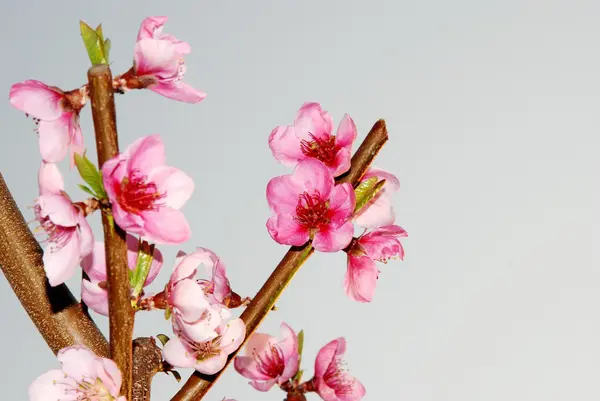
11, 15, 407, 401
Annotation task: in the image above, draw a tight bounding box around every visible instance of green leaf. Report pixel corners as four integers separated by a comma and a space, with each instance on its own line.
103, 38, 111, 62
354, 177, 386, 214
80, 21, 108, 65
77, 184, 96, 197
156, 334, 170, 346
293, 330, 305, 382
73, 152, 107, 199
164, 306, 172, 320
130, 240, 155, 298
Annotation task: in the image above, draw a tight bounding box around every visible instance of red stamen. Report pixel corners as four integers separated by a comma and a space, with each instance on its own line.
116, 170, 165, 215
294, 191, 331, 229
300, 133, 337, 166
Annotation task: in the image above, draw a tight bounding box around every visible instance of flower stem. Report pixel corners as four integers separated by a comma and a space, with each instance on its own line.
0, 173, 109, 356
170, 119, 389, 401
88, 64, 134, 399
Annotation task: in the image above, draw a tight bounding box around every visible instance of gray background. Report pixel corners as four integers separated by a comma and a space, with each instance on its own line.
0, 0, 598, 400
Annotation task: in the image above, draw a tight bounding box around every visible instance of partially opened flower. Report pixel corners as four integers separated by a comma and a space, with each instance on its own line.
9, 80, 86, 165
102, 134, 194, 244
119, 16, 205, 103
312, 338, 365, 401
266, 159, 355, 252
269, 102, 357, 177
353, 168, 400, 229
234, 322, 299, 391
81, 235, 164, 315
163, 314, 246, 375
190, 248, 235, 307
28, 344, 126, 401
35, 162, 93, 286
344, 225, 407, 302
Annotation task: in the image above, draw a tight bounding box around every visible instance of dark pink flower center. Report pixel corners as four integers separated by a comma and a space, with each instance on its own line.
323, 357, 355, 395
34, 203, 76, 250
253, 345, 285, 378
116, 171, 165, 215
300, 133, 337, 167
294, 191, 331, 230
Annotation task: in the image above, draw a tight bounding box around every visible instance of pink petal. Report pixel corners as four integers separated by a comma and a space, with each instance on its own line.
277, 322, 298, 361
266, 214, 310, 246
359, 225, 407, 261
101, 158, 125, 201
313, 222, 354, 252
134, 39, 180, 77
38, 161, 64, 195
163, 337, 197, 368
344, 255, 379, 302
171, 250, 199, 283
291, 159, 334, 199
362, 167, 400, 192
137, 16, 168, 40
148, 165, 194, 209
126, 234, 164, 286
77, 214, 94, 257
43, 234, 80, 286
94, 357, 123, 397
81, 279, 109, 316
268, 125, 304, 165
194, 352, 228, 375
266, 175, 303, 215
9, 80, 63, 120
294, 102, 333, 138
249, 378, 278, 392
28, 369, 71, 401
81, 242, 107, 282
244, 333, 277, 358
38, 194, 78, 227
353, 190, 395, 229
171, 279, 210, 322
176, 309, 221, 343
335, 114, 358, 148
68, 115, 85, 168
234, 356, 271, 381
344, 377, 366, 401
111, 202, 145, 235
38, 115, 70, 163
314, 338, 346, 378
211, 259, 231, 303
57, 344, 98, 379
127, 134, 166, 174
328, 183, 356, 227
141, 207, 191, 244
219, 318, 246, 354
332, 148, 352, 177
150, 82, 206, 104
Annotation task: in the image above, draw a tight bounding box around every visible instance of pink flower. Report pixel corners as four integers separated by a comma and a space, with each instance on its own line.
190, 248, 233, 306
28, 344, 126, 401
35, 162, 93, 286
312, 338, 365, 401
131, 16, 205, 103
353, 168, 400, 229
102, 134, 194, 244
234, 322, 299, 391
269, 103, 357, 177
81, 235, 164, 315
9, 80, 85, 165
266, 159, 355, 252
165, 250, 224, 341
163, 314, 246, 375
344, 225, 407, 302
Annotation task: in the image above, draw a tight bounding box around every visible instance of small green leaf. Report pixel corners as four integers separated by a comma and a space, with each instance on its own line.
130, 240, 155, 298
156, 334, 170, 346
103, 38, 111, 62
354, 177, 386, 214
164, 306, 172, 320
293, 329, 305, 382
80, 21, 108, 65
74, 152, 107, 199
77, 184, 96, 197
170, 370, 182, 382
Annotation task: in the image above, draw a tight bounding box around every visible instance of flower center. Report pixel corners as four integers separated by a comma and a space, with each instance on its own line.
300, 133, 337, 166
197, 279, 214, 296
34, 203, 76, 250
58, 376, 114, 401
192, 336, 222, 362
253, 345, 285, 378
323, 357, 355, 395
294, 191, 331, 230
117, 170, 165, 215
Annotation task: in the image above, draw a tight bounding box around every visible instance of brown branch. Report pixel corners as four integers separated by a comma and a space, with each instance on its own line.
88, 64, 134, 398
0, 173, 109, 356
132, 337, 164, 401
170, 119, 389, 401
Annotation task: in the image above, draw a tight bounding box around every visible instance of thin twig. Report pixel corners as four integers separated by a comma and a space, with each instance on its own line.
88, 64, 134, 399
0, 173, 109, 356
170, 119, 389, 401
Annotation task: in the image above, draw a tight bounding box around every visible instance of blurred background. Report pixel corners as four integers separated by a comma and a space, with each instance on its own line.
0, 0, 598, 400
